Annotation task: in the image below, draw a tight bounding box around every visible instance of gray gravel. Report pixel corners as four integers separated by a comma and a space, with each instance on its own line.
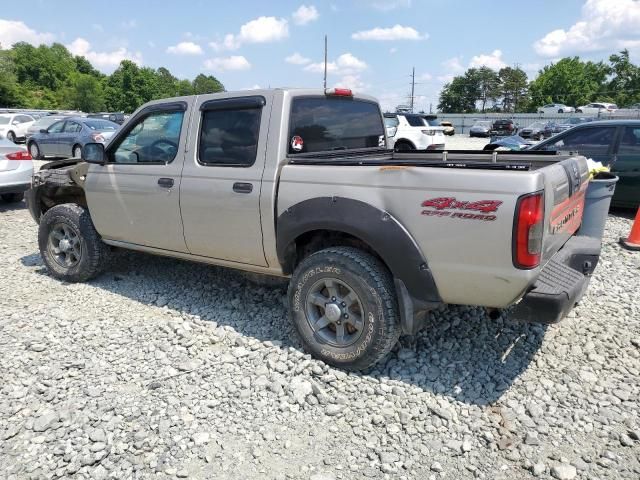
1, 198, 639, 479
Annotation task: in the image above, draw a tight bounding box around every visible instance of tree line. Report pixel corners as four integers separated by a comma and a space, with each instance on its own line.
437, 50, 640, 113
0, 42, 225, 113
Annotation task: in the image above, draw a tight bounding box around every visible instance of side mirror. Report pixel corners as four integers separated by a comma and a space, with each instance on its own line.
82, 142, 106, 165
40, 129, 48, 134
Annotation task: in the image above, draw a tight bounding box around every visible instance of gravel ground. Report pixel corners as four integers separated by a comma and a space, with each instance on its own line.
1, 179, 639, 479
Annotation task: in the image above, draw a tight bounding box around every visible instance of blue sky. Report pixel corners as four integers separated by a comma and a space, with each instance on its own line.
2, 0, 639, 111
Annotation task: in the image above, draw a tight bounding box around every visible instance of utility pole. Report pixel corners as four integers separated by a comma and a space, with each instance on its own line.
323, 35, 328, 90
410, 67, 415, 113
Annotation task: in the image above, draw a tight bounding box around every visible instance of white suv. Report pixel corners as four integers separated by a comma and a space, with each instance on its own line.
384, 113, 445, 151
0, 113, 36, 143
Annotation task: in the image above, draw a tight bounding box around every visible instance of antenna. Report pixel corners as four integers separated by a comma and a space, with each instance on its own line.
410, 67, 415, 113
323, 35, 328, 90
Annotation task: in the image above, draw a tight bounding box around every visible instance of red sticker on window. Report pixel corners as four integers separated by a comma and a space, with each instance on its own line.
291, 135, 304, 152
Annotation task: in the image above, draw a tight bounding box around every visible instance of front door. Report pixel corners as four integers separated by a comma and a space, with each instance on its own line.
613, 126, 640, 207
180, 94, 271, 266
85, 101, 191, 252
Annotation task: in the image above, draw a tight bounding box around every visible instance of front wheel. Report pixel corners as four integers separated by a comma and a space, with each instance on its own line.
6, 131, 16, 143
38, 204, 109, 282
288, 247, 401, 371
576, 109, 582, 113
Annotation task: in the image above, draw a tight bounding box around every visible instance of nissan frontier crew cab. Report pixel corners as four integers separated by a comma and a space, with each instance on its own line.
26, 88, 603, 371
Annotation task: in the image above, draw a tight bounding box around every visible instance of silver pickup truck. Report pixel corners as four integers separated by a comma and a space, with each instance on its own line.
26, 88, 602, 370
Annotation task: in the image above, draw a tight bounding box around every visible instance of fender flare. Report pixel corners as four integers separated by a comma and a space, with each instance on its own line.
276, 196, 441, 305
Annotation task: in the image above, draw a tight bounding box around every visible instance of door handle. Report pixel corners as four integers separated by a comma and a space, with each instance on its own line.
233, 182, 253, 194
158, 177, 174, 188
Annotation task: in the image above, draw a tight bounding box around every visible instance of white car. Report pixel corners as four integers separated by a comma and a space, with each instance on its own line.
576, 102, 618, 114
538, 103, 575, 114
0, 139, 33, 203
0, 113, 36, 143
384, 113, 445, 151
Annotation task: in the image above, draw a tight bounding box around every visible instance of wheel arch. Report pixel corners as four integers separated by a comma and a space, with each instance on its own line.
393, 138, 416, 150
276, 196, 441, 305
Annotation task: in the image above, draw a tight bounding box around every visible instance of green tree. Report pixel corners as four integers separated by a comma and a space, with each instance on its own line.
474, 67, 500, 113
0, 45, 20, 107
608, 49, 640, 107
498, 66, 529, 112
192, 74, 225, 94
60, 73, 106, 112
527, 57, 610, 110
438, 75, 478, 113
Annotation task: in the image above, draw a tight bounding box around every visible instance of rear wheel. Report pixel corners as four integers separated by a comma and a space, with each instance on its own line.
288, 247, 401, 371
1, 192, 23, 203
576, 109, 582, 113
38, 204, 109, 282
393, 141, 414, 152
558, 109, 563, 113
72, 144, 82, 158
28, 142, 42, 160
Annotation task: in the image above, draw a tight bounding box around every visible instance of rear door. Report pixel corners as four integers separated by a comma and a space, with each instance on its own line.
180, 93, 272, 266
59, 120, 82, 157
612, 126, 640, 207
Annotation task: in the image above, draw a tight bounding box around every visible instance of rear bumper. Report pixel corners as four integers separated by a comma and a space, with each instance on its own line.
511, 236, 601, 324
0, 182, 30, 194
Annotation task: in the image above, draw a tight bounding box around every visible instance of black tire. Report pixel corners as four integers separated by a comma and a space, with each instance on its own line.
288, 247, 400, 371
6, 131, 16, 143
393, 141, 414, 152
1, 192, 24, 203
28, 141, 42, 160
558, 109, 563, 113
38, 203, 109, 282
72, 144, 82, 158
576, 109, 582, 113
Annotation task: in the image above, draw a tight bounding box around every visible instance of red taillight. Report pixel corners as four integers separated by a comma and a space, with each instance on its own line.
325, 88, 353, 96
513, 192, 544, 269
5, 151, 32, 161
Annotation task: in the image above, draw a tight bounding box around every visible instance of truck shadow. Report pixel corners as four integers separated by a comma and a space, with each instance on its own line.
22, 249, 545, 406
0, 200, 27, 213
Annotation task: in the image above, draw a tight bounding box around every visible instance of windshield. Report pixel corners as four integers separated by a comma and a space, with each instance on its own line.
423, 118, 440, 127
0, 117, 10, 125
84, 119, 118, 131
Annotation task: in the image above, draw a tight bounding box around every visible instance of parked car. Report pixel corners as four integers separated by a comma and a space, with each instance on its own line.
385, 113, 445, 151
0, 113, 36, 143
538, 103, 575, 114
519, 121, 549, 140
27, 88, 601, 370
576, 102, 618, 114
87, 112, 126, 125
27, 117, 119, 160
553, 116, 595, 134
469, 120, 492, 137
440, 121, 455, 136
541, 121, 559, 139
25, 115, 70, 143
490, 119, 518, 136
0, 139, 33, 203
529, 120, 640, 208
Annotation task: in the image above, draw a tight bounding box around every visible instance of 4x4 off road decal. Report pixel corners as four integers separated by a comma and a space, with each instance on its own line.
421, 197, 502, 221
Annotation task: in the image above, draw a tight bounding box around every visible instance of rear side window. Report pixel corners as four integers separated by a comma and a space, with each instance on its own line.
405, 115, 426, 127
619, 127, 640, 154
63, 122, 82, 133
199, 108, 261, 167
289, 97, 384, 153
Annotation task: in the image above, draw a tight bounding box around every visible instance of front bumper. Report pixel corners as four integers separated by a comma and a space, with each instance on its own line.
511, 236, 601, 324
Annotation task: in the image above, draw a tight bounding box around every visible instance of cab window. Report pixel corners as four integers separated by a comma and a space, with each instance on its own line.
109, 110, 184, 164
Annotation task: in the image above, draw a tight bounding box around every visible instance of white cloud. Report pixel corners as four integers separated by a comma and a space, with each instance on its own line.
121, 19, 137, 29
292, 5, 319, 25
211, 16, 289, 51
366, 0, 411, 12
166, 41, 203, 55
468, 49, 507, 70
441, 56, 464, 74
534, 0, 640, 57
67, 38, 142, 72
0, 19, 54, 48
285, 52, 311, 65
334, 74, 369, 91
304, 53, 367, 75
203, 55, 251, 72
352, 24, 425, 41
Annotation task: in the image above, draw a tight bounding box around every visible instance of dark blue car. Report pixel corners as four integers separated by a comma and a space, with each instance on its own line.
27, 117, 119, 159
